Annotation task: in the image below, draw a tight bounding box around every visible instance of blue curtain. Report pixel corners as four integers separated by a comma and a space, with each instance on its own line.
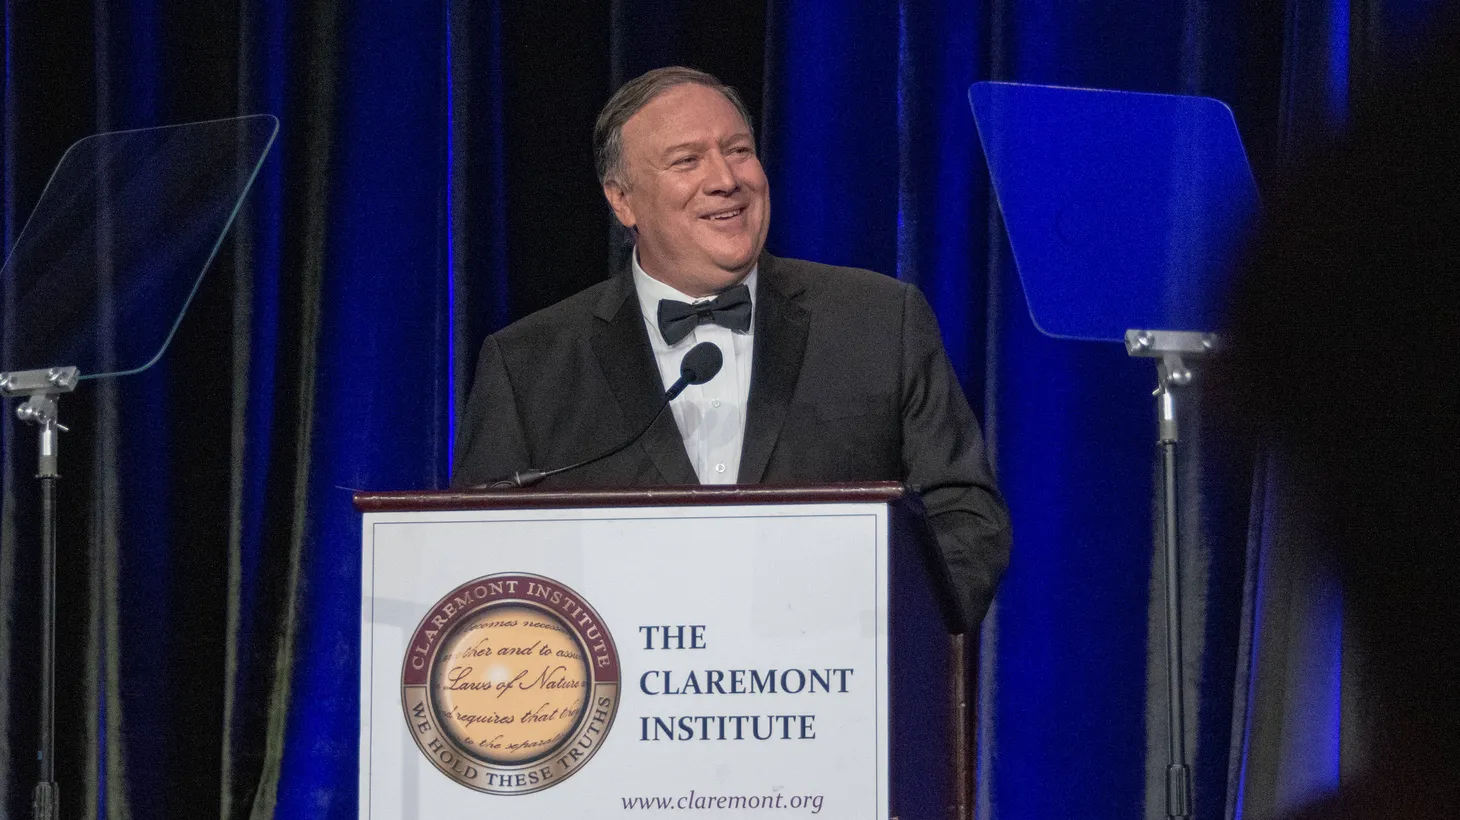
0, 1, 1446, 818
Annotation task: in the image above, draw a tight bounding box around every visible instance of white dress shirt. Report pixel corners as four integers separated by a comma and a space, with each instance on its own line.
631, 252, 756, 485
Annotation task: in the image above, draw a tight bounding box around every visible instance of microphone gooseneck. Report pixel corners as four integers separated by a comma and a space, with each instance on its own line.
487, 341, 724, 488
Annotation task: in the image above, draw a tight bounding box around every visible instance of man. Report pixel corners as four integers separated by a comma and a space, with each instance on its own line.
453, 67, 1010, 631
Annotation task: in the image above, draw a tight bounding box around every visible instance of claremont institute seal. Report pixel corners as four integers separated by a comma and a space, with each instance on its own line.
401, 573, 621, 795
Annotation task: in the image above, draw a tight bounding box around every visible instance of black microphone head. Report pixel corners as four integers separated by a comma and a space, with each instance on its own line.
680, 342, 724, 386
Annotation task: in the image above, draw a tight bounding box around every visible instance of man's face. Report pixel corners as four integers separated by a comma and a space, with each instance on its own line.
604, 83, 770, 297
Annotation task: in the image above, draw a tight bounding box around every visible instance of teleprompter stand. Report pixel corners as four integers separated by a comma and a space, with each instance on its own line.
0, 117, 277, 820
0, 367, 76, 820
971, 81, 1258, 819
1125, 329, 1219, 818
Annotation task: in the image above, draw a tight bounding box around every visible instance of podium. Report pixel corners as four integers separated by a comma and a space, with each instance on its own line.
355, 483, 967, 818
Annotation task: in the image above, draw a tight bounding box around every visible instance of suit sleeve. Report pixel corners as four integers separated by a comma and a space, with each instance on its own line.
451, 335, 533, 488
899, 284, 1013, 632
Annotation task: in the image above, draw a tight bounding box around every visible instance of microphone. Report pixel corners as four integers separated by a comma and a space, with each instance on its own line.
667, 341, 723, 400
488, 341, 723, 488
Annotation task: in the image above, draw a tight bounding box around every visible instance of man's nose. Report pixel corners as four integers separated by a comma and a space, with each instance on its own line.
701, 150, 738, 195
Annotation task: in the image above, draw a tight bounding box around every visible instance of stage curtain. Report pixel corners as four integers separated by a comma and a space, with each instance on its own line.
1220, 2, 1445, 818
0, 1, 1444, 818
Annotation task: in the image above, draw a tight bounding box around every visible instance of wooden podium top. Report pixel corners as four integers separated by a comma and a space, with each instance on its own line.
354, 481, 908, 513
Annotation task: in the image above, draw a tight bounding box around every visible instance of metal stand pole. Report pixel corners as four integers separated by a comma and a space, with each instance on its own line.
2, 366, 76, 820
1157, 376, 1190, 820
952, 632, 972, 819
1126, 331, 1215, 820
32, 417, 60, 820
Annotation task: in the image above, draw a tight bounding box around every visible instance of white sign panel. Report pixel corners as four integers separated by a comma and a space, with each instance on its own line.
359, 503, 891, 818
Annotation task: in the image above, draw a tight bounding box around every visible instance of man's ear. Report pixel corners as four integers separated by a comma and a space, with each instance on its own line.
603, 181, 636, 229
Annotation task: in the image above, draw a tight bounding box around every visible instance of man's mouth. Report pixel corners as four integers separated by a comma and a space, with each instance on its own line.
702, 207, 745, 221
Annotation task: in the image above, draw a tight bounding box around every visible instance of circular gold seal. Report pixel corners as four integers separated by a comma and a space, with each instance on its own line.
402, 574, 620, 794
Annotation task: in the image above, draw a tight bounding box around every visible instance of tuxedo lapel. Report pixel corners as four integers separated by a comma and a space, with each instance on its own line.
591, 275, 699, 486
738, 255, 809, 483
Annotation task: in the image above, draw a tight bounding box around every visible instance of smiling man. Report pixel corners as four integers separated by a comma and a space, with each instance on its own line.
602, 79, 768, 298
453, 67, 1011, 630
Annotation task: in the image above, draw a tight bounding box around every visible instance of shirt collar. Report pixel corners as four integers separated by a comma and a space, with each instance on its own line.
631, 248, 758, 347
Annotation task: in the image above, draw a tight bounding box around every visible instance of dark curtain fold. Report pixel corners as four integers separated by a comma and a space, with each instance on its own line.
0, 1, 1446, 818
1222, 4, 1451, 818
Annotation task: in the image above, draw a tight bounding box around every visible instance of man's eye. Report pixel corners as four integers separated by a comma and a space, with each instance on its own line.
673, 156, 698, 167
729, 146, 753, 156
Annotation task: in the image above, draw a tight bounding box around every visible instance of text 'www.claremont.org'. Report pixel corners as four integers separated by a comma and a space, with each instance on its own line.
620, 790, 826, 813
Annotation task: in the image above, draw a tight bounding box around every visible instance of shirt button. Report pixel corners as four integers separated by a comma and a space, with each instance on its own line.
711, 399, 722, 408
715, 464, 726, 473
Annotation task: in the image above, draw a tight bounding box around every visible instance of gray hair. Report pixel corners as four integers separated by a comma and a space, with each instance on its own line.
594, 66, 755, 187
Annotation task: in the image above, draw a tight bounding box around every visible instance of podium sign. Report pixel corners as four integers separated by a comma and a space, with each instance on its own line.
357, 485, 956, 818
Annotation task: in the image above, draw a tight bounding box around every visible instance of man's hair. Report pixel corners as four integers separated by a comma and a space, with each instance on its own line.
593, 66, 755, 187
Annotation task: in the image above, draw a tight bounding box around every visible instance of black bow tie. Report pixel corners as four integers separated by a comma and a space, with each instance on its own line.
656, 284, 752, 345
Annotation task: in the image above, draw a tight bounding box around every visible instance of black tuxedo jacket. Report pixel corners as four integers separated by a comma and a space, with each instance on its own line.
452, 253, 1011, 630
